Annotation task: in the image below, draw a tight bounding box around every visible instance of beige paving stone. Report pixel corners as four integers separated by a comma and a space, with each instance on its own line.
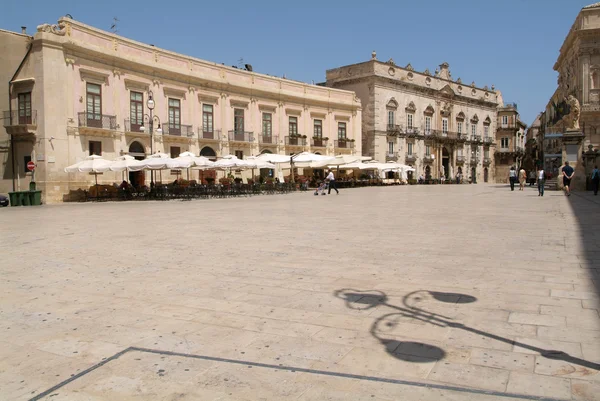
551, 289, 599, 301
512, 337, 584, 358
571, 378, 600, 401
508, 312, 566, 327
534, 355, 600, 381
540, 305, 600, 319
427, 361, 509, 392
537, 326, 600, 343
506, 371, 571, 399
469, 348, 535, 373
581, 342, 600, 362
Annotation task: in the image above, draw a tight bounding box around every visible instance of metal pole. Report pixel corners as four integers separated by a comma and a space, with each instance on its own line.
150, 109, 154, 187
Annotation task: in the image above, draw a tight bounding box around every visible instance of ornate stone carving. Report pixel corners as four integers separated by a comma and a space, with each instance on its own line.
424, 69, 431, 76
113, 69, 122, 78
388, 67, 395, 76
371, 51, 377, 60
386, 58, 395, 66
456, 78, 462, 84
471, 81, 476, 87
152, 79, 160, 87
36, 21, 67, 36
562, 95, 581, 130
405, 63, 414, 71
65, 57, 76, 66
405, 101, 416, 112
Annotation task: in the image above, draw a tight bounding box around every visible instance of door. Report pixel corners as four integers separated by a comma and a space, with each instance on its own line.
471, 167, 477, 184
484, 167, 489, 183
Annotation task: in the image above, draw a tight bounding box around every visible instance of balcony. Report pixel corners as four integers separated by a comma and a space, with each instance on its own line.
423, 154, 435, 163
457, 133, 468, 142
335, 139, 355, 149
124, 118, 144, 134
470, 135, 482, 143
483, 136, 494, 145
387, 124, 403, 135
435, 130, 457, 142
3, 110, 37, 137
470, 158, 479, 165
456, 155, 466, 164
423, 129, 434, 139
405, 153, 417, 163
483, 157, 491, 166
285, 135, 307, 146
198, 128, 221, 141
259, 134, 278, 146
163, 123, 193, 137
386, 153, 398, 162
499, 122, 518, 129
311, 137, 328, 148
78, 112, 117, 130
405, 127, 420, 137
228, 130, 254, 143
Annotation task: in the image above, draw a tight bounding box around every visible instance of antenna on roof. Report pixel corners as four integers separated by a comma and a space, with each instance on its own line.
237, 57, 244, 68
110, 17, 119, 34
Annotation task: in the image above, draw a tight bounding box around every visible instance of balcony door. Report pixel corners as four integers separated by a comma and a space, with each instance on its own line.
234, 108, 244, 141
18, 92, 32, 125
168, 98, 181, 135
86, 83, 102, 128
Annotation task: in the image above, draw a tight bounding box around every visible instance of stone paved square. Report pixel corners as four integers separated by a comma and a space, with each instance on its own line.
1, 184, 599, 400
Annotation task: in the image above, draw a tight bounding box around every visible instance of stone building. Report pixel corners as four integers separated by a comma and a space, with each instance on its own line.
0, 27, 31, 196
326, 53, 501, 183
1, 16, 361, 203
494, 103, 527, 182
540, 2, 600, 189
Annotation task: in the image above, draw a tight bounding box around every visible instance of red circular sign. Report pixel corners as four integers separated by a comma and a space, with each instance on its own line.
27, 161, 35, 171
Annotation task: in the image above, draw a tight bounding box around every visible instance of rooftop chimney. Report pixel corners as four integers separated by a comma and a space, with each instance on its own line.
21, 26, 26, 34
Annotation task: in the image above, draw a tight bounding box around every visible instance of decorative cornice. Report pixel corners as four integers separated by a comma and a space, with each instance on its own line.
79, 68, 109, 84
113, 69, 122, 78
334, 114, 351, 121
65, 57, 76, 65
163, 87, 187, 99
198, 93, 219, 104
285, 108, 302, 116
258, 104, 277, 112
310, 111, 327, 118
124, 78, 149, 91
230, 99, 249, 108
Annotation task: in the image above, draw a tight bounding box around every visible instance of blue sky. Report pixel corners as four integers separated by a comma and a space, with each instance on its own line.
2, 0, 593, 126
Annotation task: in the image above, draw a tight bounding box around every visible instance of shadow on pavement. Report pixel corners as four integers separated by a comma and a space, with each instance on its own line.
567, 192, 600, 310
334, 289, 600, 371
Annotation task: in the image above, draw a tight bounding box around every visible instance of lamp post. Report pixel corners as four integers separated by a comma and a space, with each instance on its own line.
139, 91, 162, 187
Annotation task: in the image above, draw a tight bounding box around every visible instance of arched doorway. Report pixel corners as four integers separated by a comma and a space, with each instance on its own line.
199, 146, 217, 184
484, 167, 489, 183
128, 141, 145, 188
260, 149, 273, 154
471, 167, 477, 184
442, 147, 450, 179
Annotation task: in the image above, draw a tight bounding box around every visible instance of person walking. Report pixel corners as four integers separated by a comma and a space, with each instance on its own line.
562, 161, 575, 196
529, 170, 536, 187
508, 166, 517, 191
537, 166, 545, 197
326, 169, 339, 195
519, 167, 526, 191
591, 165, 600, 196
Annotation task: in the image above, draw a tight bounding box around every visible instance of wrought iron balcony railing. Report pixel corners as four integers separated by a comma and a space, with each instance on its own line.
335, 139, 355, 149
259, 134, 278, 144
405, 127, 420, 136
483, 157, 491, 166
199, 128, 221, 140
387, 124, 402, 133
3, 110, 37, 126
456, 155, 466, 164
285, 136, 306, 146
124, 118, 144, 133
405, 153, 417, 162
483, 136, 493, 144
470, 158, 479, 165
78, 112, 117, 130
163, 123, 193, 136
311, 138, 328, 147
228, 130, 254, 142
457, 133, 468, 141
423, 154, 435, 163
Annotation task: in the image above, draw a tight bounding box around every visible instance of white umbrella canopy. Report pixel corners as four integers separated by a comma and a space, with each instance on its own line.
255, 153, 292, 164
139, 152, 181, 170
212, 155, 252, 169
292, 151, 335, 166
244, 156, 276, 169
109, 155, 145, 172
65, 155, 112, 173
311, 154, 360, 168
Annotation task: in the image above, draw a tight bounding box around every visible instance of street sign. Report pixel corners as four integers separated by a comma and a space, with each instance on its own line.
27, 161, 35, 171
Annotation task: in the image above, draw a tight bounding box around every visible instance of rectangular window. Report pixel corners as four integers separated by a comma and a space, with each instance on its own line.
203, 104, 214, 133
262, 113, 272, 136
406, 113, 413, 129
338, 122, 347, 139
387, 110, 395, 127
313, 119, 323, 138
24, 155, 31, 173
425, 116, 431, 134
130, 91, 143, 131
89, 140, 102, 156
86, 83, 102, 127
388, 141, 394, 154
168, 98, 181, 134
457, 122, 463, 134
442, 118, 448, 134
289, 116, 298, 135
425, 145, 431, 156
234, 108, 244, 133
407, 143, 413, 155
484, 125, 489, 137
502, 115, 508, 127
458, 147, 463, 156
471, 123, 476, 136
18, 92, 32, 124
484, 149, 490, 158
501, 138, 509, 148
170, 146, 181, 158
235, 150, 244, 159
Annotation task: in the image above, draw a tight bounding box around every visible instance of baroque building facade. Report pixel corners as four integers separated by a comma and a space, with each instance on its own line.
540, 2, 600, 189
494, 103, 527, 182
326, 54, 501, 183
1, 17, 361, 203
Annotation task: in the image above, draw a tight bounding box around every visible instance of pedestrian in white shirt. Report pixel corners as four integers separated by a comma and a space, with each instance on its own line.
326, 169, 339, 194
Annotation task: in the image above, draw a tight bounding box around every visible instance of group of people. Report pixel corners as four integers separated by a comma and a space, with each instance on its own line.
508, 161, 598, 197
314, 169, 339, 196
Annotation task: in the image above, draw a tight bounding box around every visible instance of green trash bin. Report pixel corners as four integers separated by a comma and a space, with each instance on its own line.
29, 181, 36, 191
22, 191, 31, 206
8, 192, 20, 206
31, 190, 42, 206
